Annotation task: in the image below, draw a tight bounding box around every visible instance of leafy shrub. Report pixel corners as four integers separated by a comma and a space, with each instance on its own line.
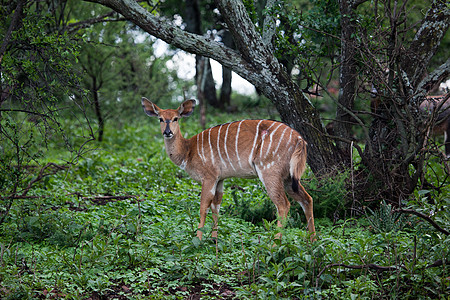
366, 201, 406, 233
305, 169, 349, 219
228, 182, 277, 224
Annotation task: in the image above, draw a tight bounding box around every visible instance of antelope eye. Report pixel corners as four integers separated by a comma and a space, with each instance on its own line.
173, 118, 178, 122
159, 118, 164, 123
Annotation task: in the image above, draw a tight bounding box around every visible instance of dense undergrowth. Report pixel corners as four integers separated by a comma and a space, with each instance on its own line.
1, 110, 449, 299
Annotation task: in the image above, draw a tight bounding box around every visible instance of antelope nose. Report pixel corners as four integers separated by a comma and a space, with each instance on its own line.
163, 122, 173, 138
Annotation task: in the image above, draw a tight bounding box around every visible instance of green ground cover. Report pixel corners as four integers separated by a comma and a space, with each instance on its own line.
1, 113, 449, 299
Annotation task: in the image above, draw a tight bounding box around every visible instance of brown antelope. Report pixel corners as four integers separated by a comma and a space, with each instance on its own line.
419, 94, 450, 157
142, 98, 316, 241
371, 86, 450, 157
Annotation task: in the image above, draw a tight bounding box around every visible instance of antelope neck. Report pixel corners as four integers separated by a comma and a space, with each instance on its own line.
164, 133, 190, 167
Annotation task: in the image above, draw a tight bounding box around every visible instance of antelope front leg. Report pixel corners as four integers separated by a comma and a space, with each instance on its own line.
196, 180, 217, 240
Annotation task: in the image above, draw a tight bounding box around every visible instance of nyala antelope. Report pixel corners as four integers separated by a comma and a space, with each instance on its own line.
419, 94, 450, 157
142, 98, 316, 241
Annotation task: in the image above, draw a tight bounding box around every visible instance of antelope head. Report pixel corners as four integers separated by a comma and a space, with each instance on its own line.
142, 97, 196, 139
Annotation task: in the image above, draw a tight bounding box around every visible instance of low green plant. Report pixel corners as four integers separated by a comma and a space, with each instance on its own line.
366, 201, 406, 233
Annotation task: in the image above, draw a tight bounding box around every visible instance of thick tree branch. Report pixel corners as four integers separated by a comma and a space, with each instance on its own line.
401, 0, 450, 87
261, 0, 276, 49
214, 0, 275, 68
85, 0, 262, 87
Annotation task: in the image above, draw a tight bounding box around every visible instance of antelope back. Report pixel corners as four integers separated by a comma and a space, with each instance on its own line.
191, 119, 306, 180
420, 94, 450, 130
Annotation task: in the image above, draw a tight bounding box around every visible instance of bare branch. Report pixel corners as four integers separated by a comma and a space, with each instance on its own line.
316, 259, 447, 288
66, 11, 120, 33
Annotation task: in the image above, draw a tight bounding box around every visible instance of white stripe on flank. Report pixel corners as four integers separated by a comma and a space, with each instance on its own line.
201, 131, 206, 163
265, 123, 283, 158
287, 128, 293, 148
235, 121, 244, 169
216, 125, 227, 168
259, 122, 277, 158
249, 120, 264, 166
273, 127, 288, 155
223, 123, 236, 171
197, 134, 204, 163
255, 165, 266, 188
208, 129, 215, 164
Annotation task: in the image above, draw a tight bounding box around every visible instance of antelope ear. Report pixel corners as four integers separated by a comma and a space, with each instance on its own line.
178, 99, 196, 117
142, 97, 161, 117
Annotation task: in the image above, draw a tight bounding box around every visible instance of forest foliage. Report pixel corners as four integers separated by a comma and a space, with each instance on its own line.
0, 0, 449, 298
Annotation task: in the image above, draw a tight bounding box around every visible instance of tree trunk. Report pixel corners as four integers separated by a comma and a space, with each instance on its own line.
361, 0, 450, 202
203, 58, 218, 108
91, 76, 104, 142
196, 56, 207, 129
335, 0, 358, 159
185, 0, 218, 108
220, 30, 233, 108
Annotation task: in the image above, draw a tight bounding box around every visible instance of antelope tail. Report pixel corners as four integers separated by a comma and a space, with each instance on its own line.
290, 140, 307, 193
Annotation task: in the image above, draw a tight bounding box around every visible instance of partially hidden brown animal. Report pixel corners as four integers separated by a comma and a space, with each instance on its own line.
142, 98, 316, 241
419, 94, 450, 157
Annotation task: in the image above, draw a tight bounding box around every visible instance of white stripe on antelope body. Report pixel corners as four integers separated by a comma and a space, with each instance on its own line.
142, 98, 316, 241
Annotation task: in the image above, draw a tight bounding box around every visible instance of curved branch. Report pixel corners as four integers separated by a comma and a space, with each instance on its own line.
84, 0, 263, 87
66, 11, 119, 33
394, 208, 450, 235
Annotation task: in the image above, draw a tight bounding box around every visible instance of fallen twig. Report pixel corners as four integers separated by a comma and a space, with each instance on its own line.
316, 263, 401, 287
84, 195, 138, 202
315, 258, 446, 288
